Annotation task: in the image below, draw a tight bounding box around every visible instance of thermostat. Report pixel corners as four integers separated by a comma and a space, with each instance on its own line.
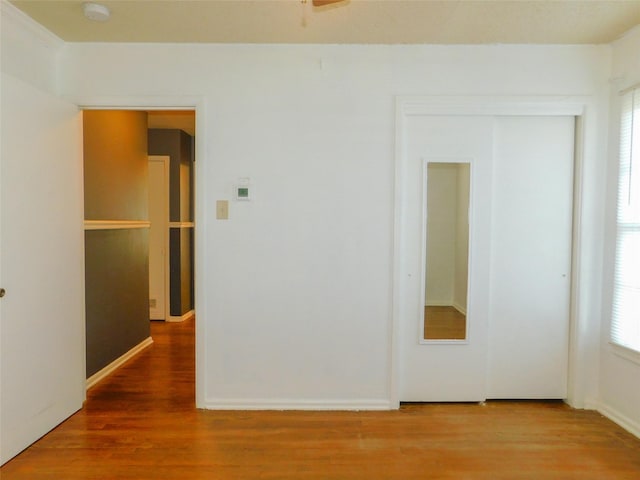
236, 185, 251, 201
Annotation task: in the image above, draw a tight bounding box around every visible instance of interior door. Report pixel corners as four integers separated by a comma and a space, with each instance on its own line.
0, 73, 85, 465
148, 156, 169, 321
487, 116, 574, 399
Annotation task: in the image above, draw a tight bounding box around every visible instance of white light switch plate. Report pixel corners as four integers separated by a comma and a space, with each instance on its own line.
216, 200, 229, 220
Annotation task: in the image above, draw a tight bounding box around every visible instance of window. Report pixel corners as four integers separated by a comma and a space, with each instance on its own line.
611, 88, 640, 353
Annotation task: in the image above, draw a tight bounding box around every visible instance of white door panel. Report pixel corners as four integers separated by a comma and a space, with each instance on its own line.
399, 116, 494, 401
0, 73, 85, 464
487, 116, 574, 399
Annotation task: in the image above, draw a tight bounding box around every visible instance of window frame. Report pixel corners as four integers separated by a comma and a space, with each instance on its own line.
610, 87, 640, 359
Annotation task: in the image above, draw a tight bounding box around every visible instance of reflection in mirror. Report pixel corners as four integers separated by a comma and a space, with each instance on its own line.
424, 162, 470, 340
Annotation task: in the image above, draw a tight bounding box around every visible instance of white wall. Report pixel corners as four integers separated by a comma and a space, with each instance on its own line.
1, 0, 614, 410
56, 41, 611, 409
599, 25, 640, 437
0, 1, 62, 94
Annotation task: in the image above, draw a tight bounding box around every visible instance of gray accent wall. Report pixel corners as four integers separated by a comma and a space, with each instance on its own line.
148, 129, 194, 317
85, 229, 150, 377
84, 110, 150, 379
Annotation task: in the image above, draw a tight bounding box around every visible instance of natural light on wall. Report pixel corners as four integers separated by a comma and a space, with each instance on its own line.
612, 87, 640, 353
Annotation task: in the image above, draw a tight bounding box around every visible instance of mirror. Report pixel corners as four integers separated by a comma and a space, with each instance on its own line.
424, 162, 470, 341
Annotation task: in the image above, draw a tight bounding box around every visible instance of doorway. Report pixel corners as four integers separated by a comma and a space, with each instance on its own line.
147, 113, 196, 322
83, 109, 196, 390
394, 99, 582, 404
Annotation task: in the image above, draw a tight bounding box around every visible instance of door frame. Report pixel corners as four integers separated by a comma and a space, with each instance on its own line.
391, 95, 599, 409
76, 95, 205, 408
148, 155, 170, 321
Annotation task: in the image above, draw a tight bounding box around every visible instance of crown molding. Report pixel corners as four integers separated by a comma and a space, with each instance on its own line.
1, 0, 65, 51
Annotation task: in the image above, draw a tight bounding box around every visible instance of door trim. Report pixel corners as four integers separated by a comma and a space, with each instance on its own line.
77, 97, 205, 408
149, 155, 170, 321
392, 95, 597, 409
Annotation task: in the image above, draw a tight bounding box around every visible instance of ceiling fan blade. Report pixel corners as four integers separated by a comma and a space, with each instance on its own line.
312, 0, 345, 6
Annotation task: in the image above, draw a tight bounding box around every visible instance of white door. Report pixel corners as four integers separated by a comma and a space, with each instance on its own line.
487, 116, 574, 399
148, 156, 169, 321
397, 112, 574, 402
0, 74, 85, 465
398, 115, 495, 401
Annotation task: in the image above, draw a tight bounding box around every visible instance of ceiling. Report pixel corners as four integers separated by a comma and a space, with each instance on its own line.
9, 0, 640, 45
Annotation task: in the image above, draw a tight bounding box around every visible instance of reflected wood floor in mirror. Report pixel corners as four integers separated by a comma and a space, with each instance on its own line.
3, 317, 640, 479
424, 305, 466, 340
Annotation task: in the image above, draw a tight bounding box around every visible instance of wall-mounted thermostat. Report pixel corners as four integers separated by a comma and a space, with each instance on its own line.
236, 185, 251, 201
236, 178, 251, 200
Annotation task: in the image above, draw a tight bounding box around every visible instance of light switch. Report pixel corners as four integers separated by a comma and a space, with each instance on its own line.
216, 200, 229, 220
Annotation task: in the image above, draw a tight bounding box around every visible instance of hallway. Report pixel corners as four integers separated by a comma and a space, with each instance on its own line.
2, 318, 640, 479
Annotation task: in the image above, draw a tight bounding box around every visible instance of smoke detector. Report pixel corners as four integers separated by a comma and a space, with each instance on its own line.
83, 2, 110, 22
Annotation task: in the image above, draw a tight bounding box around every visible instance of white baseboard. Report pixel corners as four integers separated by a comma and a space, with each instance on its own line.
86, 336, 154, 390
597, 402, 640, 440
203, 398, 392, 411
581, 398, 600, 410
425, 302, 467, 315
168, 309, 195, 323
425, 302, 452, 307
452, 302, 467, 315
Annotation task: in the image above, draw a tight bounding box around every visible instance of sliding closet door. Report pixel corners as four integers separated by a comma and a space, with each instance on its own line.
397, 109, 575, 402
398, 115, 494, 402
487, 116, 574, 399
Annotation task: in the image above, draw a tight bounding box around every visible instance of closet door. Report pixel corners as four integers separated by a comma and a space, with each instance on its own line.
487, 116, 574, 399
398, 115, 494, 402
397, 112, 574, 402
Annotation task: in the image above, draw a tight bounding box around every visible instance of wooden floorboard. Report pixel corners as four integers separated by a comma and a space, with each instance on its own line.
2, 317, 640, 479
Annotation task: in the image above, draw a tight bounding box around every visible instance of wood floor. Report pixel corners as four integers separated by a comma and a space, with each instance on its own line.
3, 318, 640, 479
424, 305, 466, 340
